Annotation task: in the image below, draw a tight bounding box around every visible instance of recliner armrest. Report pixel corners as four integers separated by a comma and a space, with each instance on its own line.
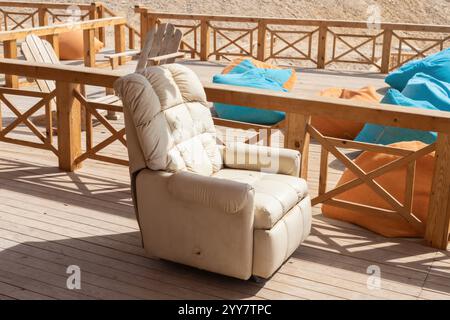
222, 143, 301, 177
168, 171, 254, 214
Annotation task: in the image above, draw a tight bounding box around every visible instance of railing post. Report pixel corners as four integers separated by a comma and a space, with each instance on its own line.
317, 25, 328, 69
39, 7, 58, 57
200, 19, 210, 61
425, 133, 450, 250
89, 3, 99, 38
96, 3, 106, 44
147, 15, 157, 32
286, 113, 311, 179
129, 28, 135, 50
38, 7, 48, 27
83, 28, 96, 67
56, 81, 82, 172
381, 29, 393, 73
115, 24, 126, 65
257, 20, 267, 61
137, 6, 149, 49
48, 34, 60, 59
4, 40, 18, 88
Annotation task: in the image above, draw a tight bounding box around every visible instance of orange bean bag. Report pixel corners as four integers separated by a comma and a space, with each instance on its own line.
311, 86, 381, 140
322, 141, 435, 238
58, 29, 104, 60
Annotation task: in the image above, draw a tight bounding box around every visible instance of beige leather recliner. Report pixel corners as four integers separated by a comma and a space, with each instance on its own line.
114, 64, 312, 280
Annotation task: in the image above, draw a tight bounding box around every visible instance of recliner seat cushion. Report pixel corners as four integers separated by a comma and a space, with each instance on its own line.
213, 168, 308, 229
115, 65, 222, 175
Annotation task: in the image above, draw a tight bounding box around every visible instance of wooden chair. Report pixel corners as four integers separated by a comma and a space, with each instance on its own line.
104, 23, 184, 72
21, 34, 122, 131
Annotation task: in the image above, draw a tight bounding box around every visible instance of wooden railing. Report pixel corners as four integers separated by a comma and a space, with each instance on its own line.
135, 7, 450, 73
99, 4, 140, 50
0, 2, 141, 88
0, 17, 128, 88
0, 58, 449, 250
0, 2, 94, 31
0, 2, 140, 46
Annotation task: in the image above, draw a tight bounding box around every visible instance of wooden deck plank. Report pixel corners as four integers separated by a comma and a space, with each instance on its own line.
0, 227, 235, 300
0, 280, 53, 300
0, 268, 84, 300
0, 293, 16, 300
1, 140, 448, 300
0, 253, 98, 300
285, 250, 426, 297
0, 236, 260, 300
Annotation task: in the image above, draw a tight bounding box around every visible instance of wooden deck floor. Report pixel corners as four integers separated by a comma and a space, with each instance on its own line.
0, 60, 449, 300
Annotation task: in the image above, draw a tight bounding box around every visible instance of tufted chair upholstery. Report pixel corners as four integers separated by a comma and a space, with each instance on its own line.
114, 64, 312, 280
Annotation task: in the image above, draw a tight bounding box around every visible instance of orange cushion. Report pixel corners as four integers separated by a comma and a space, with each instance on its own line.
311, 86, 381, 140
322, 141, 435, 238
58, 29, 104, 60
222, 57, 297, 90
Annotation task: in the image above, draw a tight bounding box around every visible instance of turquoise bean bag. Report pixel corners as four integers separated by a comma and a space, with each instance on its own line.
355, 89, 438, 145
226, 59, 295, 86
385, 48, 450, 91
401, 73, 450, 112
213, 60, 296, 125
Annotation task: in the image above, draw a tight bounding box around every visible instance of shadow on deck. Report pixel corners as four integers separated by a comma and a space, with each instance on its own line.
0, 154, 449, 300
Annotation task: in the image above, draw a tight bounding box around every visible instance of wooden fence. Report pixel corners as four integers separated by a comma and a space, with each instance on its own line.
2, 3, 449, 75
0, 2, 94, 31
134, 6, 450, 73
0, 2, 140, 48
0, 58, 449, 250
0, 2, 141, 89
0, 17, 128, 88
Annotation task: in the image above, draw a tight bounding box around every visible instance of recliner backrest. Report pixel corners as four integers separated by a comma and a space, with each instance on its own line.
115, 64, 223, 176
